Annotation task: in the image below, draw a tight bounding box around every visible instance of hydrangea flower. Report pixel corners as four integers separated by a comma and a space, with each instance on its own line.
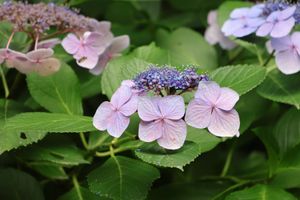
37, 38, 61, 49
0, 49, 27, 68
62, 32, 110, 69
185, 81, 240, 137
271, 32, 300, 74
222, 5, 265, 37
93, 81, 138, 137
205, 10, 236, 50
138, 96, 187, 150
256, 6, 296, 38
90, 35, 130, 75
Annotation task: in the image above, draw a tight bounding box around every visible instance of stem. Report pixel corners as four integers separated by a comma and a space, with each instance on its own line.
212, 181, 249, 200
109, 144, 115, 157
72, 176, 83, 200
95, 144, 142, 157
221, 142, 236, 177
79, 132, 88, 150
263, 50, 275, 66
34, 34, 39, 50
257, 50, 264, 66
0, 66, 9, 98
6, 31, 15, 49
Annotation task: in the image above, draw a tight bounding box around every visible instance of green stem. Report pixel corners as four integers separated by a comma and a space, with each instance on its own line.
95, 144, 142, 157
212, 181, 249, 200
72, 175, 83, 200
0, 66, 9, 98
263, 50, 275, 66
221, 142, 236, 177
79, 132, 88, 150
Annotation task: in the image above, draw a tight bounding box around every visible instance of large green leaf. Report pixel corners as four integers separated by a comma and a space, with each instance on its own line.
257, 69, 300, 109
17, 136, 89, 166
132, 42, 169, 64
58, 186, 109, 200
3, 112, 96, 133
225, 184, 296, 200
273, 108, 300, 156
210, 65, 266, 95
88, 156, 160, 200
101, 56, 150, 98
156, 27, 217, 69
27, 63, 83, 115
135, 127, 220, 169
0, 100, 46, 154
0, 168, 45, 200
29, 162, 68, 180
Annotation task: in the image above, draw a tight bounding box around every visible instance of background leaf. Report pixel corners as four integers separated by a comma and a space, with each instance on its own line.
88, 156, 160, 200
27, 63, 83, 115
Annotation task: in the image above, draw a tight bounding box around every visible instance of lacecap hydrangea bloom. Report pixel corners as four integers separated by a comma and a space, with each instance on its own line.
0, 1, 129, 76
222, 1, 300, 75
93, 66, 241, 150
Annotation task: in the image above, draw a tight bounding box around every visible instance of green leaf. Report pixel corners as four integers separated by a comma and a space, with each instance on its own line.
0, 99, 46, 155
273, 108, 300, 156
225, 184, 296, 200
217, 1, 253, 26
257, 69, 300, 109
210, 65, 266, 95
58, 186, 110, 200
27, 63, 83, 115
17, 136, 89, 166
81, 75, 102, 98
156, 27, 217, 69
131, 43, 169, 64
29, 162, 68, 180
0, 168, 45, 200
101, 56, 150, 98
88, 156, 160, 200
4, 112, 96, 133
135, 141, 200, 170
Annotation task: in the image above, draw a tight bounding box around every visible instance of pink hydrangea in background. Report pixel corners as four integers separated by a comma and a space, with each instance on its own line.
205, 10, 236, 50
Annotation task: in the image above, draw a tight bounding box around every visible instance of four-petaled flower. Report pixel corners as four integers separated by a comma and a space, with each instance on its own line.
138, 95, 187, 150
271, 32, 300, 74
93, 81, 138, 137
256, 6, 296, 38
185, 81, 240, 137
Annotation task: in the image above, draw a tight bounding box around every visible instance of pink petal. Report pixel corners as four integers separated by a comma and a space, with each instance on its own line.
121, 80, 135, 87
138, 120, 163, 142
138, 96, 161, 121
27, 49, 54, 60
271, 36, 292, 51
275, 49, 300, 75
233, 26, 257, 37
207, 11, 217, 25
157, 119, 187, 150
270, 18, 295, 38
265, 40, 273, 54
248, 4, 264, 17
185, 99, 212, 129
230, 8, 250, 19
61, 33, 80, 54
216, 87, 239, 111
89, 52, 110, 75
219, 35, 236, 50
93, 101, 114, 131
106, 112, 130, 138
256, 23, 273, 37
75, 54, 99, 69
195, 81, 221, 105
111, 85, 133, 109
221, 19, 244, 36
109, 35, 130, 55
291, 32, 300, 55
267, 11, 280, 22
96, 21, 111, 33
278, 6, 296, 20
208, 108, 240, 137
158, 95, 185, 120
34, 58, 61, 76
84, 32, 110, 55
37, 38, 61, 49
119, 94, 138, 116
205, 25, 222, 45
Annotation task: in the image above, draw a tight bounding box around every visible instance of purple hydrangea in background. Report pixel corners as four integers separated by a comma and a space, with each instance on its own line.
205, 10, 236, 50
185, 81, 240, 137
256, 6, 296, 38
222, 4, 265, 37
93, 66, 241, 150
271, 32, 300, 74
